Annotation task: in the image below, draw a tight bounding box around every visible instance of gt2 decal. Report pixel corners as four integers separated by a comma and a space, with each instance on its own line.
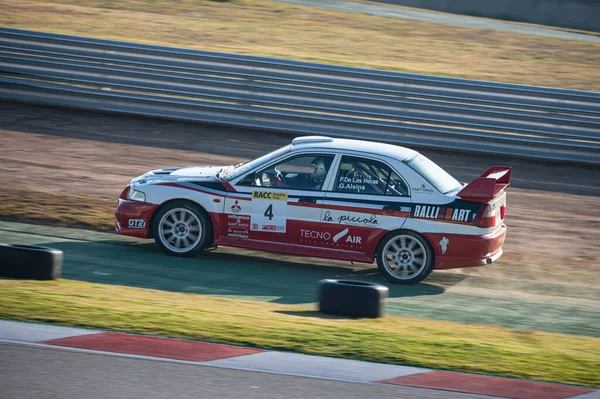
128, 219, 146, 228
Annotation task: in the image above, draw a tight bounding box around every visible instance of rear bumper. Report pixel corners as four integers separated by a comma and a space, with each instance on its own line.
425, 224, 507, 270
115, 199, 159, 239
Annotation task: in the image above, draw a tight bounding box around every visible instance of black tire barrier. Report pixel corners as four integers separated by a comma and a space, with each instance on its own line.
0, 243, 63, 280
317, 279, 389, 318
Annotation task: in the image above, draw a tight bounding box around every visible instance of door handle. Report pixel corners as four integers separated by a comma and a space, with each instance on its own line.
383, 204, 402, 211
298, 197, 317, 204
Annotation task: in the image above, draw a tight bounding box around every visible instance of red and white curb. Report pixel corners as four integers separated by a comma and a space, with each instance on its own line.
1, 320, 597, 399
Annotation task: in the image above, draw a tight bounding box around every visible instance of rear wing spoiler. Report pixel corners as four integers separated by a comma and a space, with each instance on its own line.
458, 166, 511, 202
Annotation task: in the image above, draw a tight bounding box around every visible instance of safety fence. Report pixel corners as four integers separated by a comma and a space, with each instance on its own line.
1, 28, 599, 165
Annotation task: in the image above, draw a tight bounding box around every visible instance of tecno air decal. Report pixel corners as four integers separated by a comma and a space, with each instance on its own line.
298, 227, 363, 248
333, 228, 349, 243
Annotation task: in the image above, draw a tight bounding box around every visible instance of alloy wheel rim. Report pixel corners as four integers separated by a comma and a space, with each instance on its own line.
158, 208, 202, 253
382, 235, 427, 280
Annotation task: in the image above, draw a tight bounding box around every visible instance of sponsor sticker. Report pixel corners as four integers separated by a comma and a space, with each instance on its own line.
230, 200, 242, 214
128, 219, 146, 228
227, 214, 250, 238
251, 190, 287, 233
299, 227, 362, 247
322, 210, 378, 226
412, 205, 473, 222
332, 228, 349, 243
412, 184, 434, 195
252, 191, 288, 201
439, 237, 449, 254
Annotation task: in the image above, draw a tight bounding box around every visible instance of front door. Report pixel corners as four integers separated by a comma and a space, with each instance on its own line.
223, 153, 337, 251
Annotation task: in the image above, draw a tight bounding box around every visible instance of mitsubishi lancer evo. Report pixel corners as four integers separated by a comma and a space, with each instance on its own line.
116, 136, 509, 284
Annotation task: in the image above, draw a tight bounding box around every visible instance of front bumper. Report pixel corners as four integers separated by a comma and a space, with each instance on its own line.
115, 199, 159, 239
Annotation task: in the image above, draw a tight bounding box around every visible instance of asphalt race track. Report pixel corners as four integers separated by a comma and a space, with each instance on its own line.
1, 342, 499, 399
2, 319, 598, 399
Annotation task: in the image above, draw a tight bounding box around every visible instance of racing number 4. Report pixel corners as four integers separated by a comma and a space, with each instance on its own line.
264, 204, 274, 220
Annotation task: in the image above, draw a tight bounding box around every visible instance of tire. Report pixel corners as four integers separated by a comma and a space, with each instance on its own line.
375, 230, 434, 285
152, 201, 212, 257
0, 243, 63, 280
317, 279, 389, 318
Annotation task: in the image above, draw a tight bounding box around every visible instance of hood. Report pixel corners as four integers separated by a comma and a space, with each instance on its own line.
130, 165, 228, 184
167, 166, 223, 177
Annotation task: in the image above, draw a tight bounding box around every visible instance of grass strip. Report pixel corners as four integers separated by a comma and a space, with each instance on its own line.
1, 0, 599, 91
1, 279, 598, 387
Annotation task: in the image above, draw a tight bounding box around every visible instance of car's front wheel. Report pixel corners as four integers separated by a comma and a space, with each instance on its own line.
376, 231, 434, 285
153, 201, 211, 256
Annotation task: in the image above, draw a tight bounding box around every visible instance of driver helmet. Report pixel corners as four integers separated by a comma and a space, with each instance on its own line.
310, 157, 327, 182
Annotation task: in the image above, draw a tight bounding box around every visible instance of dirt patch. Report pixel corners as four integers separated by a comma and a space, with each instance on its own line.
1, 102, 599, 285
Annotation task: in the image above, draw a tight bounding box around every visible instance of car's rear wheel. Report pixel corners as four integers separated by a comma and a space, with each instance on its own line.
376, 231, 434, 285
153, 201, 211, 257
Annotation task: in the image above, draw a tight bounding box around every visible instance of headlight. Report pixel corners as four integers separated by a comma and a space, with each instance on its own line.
127, 188, 146, 202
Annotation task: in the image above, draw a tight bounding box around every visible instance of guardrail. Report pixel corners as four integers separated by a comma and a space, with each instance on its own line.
1, 28, 599, 165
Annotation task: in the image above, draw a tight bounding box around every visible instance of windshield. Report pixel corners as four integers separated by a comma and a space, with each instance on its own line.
405, 154, 461, 194
222, 145, 291, 181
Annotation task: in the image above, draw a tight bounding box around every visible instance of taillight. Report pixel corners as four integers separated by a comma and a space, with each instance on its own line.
473, 204, 496, 228
500, 206, 506, 219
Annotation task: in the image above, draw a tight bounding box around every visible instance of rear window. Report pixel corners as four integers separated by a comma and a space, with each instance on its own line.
405, 154, 461, 194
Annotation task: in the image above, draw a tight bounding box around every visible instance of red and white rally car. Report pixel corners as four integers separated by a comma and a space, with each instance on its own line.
116, 136, 509, 284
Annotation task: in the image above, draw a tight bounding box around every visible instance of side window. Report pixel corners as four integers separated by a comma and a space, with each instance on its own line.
386, 170, 410, 196
334, 156, 409, 196
251, 154, 334, 191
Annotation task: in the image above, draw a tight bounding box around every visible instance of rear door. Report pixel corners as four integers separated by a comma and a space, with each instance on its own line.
321, 155, 412, 255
